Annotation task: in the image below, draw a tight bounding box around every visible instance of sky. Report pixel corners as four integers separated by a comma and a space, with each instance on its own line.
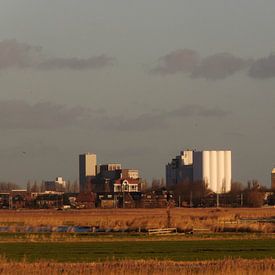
0, 0, 275, 186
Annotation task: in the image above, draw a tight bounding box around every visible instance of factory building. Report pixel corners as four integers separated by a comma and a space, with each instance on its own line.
166, 150, 232, 194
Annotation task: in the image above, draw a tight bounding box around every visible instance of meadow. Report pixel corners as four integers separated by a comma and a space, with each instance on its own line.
0, 239, 275, 262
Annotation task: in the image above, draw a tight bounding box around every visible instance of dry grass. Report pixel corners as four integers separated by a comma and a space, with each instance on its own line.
0, 258, 274, 275
0, 208, 274, 232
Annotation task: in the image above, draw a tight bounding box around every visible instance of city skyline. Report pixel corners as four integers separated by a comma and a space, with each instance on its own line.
0, 1, 274, 186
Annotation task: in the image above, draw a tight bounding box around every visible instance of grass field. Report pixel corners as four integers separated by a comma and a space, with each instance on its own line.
0, 239, 275, 262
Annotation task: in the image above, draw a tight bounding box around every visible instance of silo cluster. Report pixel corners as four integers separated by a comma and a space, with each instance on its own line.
195, 150, 231, 193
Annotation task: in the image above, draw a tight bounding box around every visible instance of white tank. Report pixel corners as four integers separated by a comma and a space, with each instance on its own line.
210, 151, 217, 193
217, 151, 225, 194
224, 151, 232, 192
202, 151, 210, 188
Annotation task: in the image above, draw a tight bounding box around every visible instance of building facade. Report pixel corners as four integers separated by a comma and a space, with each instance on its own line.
166, 150, 232, 194
79, 153, 97, 193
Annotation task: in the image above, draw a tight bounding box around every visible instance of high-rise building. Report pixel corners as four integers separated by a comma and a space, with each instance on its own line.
166, 150, 232, 194
79, 153, 97, 193
271, 168, 275, 190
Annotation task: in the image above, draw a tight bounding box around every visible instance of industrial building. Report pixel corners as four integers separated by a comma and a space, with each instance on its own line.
166, 150, 232, 194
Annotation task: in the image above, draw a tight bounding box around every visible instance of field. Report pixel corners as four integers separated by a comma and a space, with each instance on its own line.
0, 240, 275, 262
0, 208, 274, 232
0, 208, 275, 274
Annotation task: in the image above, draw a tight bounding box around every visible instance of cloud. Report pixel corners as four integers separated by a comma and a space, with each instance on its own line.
151, 49, 200, 75
151, 50, 252, 80
0, 100, 229, 132
97, 105, 229, 132
248, 54, 275, 79
191, 53, 249, 80
168, 105, 229, 117
0, 39, 114, 71
0, 39, 42, 70
0, 100, 90, 129
37, 55, 114, 70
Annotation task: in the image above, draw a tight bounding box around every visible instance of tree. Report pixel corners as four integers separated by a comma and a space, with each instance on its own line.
245, 189, 265, 207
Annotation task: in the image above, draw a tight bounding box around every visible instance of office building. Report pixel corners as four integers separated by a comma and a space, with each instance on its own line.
79, 153, 97, 193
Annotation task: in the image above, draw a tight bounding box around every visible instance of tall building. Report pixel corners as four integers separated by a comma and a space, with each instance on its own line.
271, 168, 275, 190
166, 150, 232, 194
79, 153, 97, 193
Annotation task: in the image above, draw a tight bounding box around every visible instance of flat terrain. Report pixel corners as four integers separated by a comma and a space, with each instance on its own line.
0, 239, 275, 262
0, 208, 274, 274
0, 208, 274, 230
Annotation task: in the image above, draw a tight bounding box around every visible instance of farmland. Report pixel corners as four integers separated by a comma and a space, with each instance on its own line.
0, 208, 274, 274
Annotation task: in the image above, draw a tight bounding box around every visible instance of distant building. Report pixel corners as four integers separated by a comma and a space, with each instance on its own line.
79, 153, 97, 193
44, 177, 66, 192
114, 178, 140, 193
122, 169, 139, 179
166, 150, 232, 194
272, 168, 275, 190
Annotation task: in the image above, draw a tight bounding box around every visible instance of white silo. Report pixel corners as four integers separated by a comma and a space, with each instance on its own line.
217, 151, 225, 193
202, 151, 210, 189
224, 151, 232, 192
209, 151, 218, 193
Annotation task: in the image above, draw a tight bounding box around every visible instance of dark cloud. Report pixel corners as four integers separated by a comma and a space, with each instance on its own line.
151, 49, 200, 75
37, 55, 114, 70
0, 39, 114, 71
191, 53, 249, 80
248, 54, 275, 79
152, 50, 253, 80
0, 100, 90, 129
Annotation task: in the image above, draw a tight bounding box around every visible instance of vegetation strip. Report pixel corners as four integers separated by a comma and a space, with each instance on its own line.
0, 239, 275, 262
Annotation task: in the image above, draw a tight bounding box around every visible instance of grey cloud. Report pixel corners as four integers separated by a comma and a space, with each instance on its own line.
0, 39, 114, 71
0, 100, 90, 129
151, 49, 200, 75
37, 55, 114, 70
191, 53, 249, 80
249, 54, 275, 79
0, 100, 228, 132
0, 39, 42, 70
97, 105, 229, 132
152, 50, 252, 80
168, 105, 229, 117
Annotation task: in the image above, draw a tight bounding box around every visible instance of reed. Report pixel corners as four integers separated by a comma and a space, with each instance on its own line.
0, 208, 274, 232
0, 258, 274, 275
